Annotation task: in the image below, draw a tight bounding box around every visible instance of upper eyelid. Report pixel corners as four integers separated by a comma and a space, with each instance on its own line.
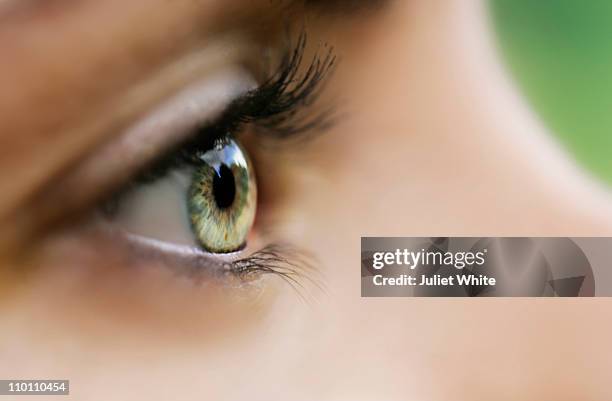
128, 34, 337, 186
2, 64, 256, 252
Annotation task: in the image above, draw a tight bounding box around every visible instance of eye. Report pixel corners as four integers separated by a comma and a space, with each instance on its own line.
188, 137, 256, 253
81, 32, 335, 282
100, 134, 257, 255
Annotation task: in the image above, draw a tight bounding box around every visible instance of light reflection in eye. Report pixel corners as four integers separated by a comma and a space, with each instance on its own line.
189, 137, 257, 253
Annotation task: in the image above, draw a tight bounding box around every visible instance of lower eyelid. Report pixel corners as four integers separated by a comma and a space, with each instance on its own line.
120, 232, 239, 281
30, 202, 320, 306
95, 227, 321, 297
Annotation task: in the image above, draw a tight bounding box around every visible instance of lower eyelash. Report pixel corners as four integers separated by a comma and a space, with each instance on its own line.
122, 232, 322, 296
231, 243, 325, 299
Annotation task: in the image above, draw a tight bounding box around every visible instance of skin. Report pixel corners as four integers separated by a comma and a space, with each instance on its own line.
1, 0, 612, 400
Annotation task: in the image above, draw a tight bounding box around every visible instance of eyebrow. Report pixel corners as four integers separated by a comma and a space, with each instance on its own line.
0, 0, 388, 17
304, 0, 389, 14
0, 0, 388, 32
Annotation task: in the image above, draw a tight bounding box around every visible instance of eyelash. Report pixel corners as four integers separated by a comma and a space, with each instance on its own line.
219, 31, 336, 139
130, 31, 336, 185
110, 31, 334, 290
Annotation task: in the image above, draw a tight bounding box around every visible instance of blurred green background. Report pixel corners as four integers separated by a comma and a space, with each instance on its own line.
490, 0, 612, 185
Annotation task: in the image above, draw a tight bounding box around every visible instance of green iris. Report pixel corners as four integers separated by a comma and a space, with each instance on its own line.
187, 137, 256, 253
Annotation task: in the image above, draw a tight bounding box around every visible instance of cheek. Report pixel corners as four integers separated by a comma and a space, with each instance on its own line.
0, 228, 280, 350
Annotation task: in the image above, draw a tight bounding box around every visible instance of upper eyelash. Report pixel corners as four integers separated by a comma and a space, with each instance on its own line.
133, 30, 336, 184
217, 30, 336, 139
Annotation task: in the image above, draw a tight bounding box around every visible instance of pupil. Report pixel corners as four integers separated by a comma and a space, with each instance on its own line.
212, 164, 236, 209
